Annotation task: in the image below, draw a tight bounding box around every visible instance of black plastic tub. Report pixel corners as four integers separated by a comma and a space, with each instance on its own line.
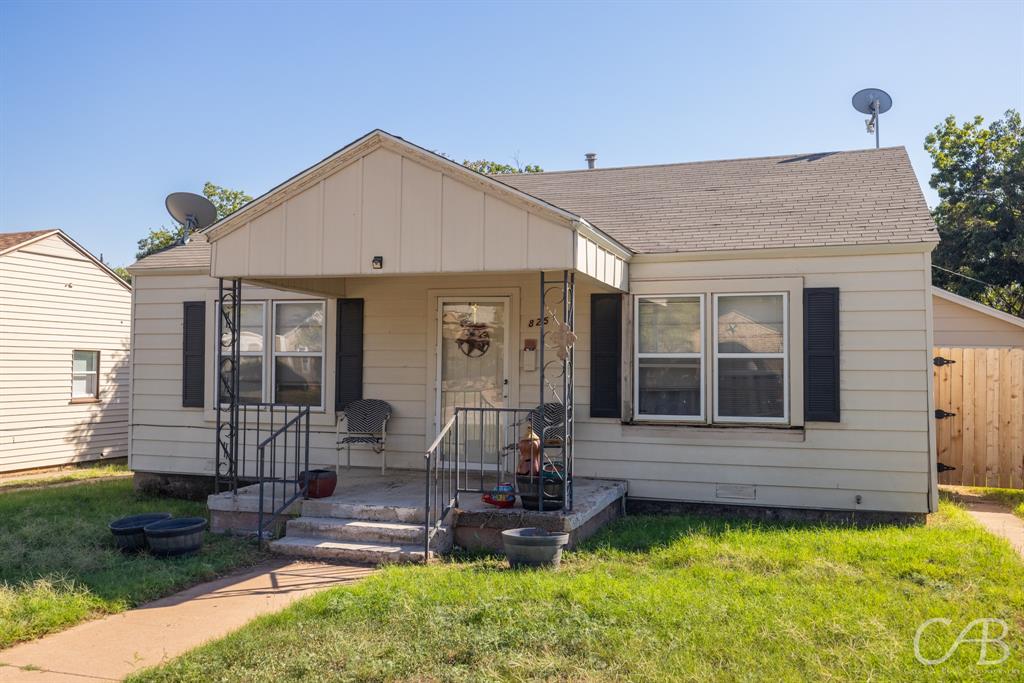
144, 517, 207, 557
108, 512, 172, 553
502, 527, 570, 569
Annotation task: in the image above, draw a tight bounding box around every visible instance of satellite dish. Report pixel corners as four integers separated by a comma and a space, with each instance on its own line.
165, 192, 217, 244
851, 88, 892, 148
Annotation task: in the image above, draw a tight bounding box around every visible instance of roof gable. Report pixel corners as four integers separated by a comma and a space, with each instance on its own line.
205, 134, 630, 281
0, 229, 59, 256
0, 230, 131, 290
204, 130, 622, 248
932, 286, 1024, 331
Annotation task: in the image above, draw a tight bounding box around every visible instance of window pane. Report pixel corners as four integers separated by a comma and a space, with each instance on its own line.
275, 303, 324, 352
638, 298, 701, 354
73, 350, 97, 373
638, 358, 701, 417
275, 357, 322, 405
240, 304, 264, 352
220, 356, 263, 404
72, 374, 97, 398
717, 295, 784, 354
222, 304, 264, 352
717, 358, 784, 418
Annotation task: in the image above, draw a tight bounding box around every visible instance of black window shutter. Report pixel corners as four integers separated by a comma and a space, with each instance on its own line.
336, 298, 364, 411
181, 301, 205, 407
590, 294, 622, 418
804, 288, 840, 422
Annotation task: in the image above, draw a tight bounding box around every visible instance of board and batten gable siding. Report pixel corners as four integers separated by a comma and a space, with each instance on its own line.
572, 249, 936, 513
931, 291, 1024, 348
0, 233, 131, 472
208, 146, 628, 291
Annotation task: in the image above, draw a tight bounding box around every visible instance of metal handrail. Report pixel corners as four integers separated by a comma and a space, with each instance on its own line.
423, 413, 458, 561
424, 406, 561, 561
256, 405, 311, 542
425, 414, 457, 457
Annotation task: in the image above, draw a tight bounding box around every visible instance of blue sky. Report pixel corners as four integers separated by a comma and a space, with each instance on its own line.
1, 0, 1021, 268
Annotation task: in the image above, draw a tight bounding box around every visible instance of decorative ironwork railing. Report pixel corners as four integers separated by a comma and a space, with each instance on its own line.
215, 278, 312, 541
255, 404, 311, 541
423, 405, 569, 560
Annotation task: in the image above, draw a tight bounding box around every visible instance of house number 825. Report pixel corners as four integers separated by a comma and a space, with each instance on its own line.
527, 317, 550, 328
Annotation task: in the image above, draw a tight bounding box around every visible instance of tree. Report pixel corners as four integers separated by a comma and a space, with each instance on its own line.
926, 109, 1024, 317
463, 159, 543, 175
112, 265, 132, 285
135, 182, 253, 259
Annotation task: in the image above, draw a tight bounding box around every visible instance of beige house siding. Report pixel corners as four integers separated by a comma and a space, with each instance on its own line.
572, 250, 935, 513
931, 290, 1024, 348
0, 233, 131, 472
130, 270, 583, 476
130, 246, 935, 514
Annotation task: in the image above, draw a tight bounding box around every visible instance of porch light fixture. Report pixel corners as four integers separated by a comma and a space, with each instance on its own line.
371, 256, 383, 270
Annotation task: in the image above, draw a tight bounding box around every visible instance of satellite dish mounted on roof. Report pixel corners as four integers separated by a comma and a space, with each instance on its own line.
165, 192, 217, 245
851, 88, 892, 149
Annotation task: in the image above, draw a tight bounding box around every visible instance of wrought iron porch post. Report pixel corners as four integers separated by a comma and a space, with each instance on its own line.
537, 269, 575, 513
538, 272, 546, 512
215, 278, 241, 493
565, 270, 575, 511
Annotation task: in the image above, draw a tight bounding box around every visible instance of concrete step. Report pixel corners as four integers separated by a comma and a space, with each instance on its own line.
269, 536, 431, 564
286, 516, 430, 545
300, 498, 427, 523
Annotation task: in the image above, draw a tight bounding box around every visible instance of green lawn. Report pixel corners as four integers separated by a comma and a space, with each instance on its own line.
0, 462, 131, 490
133, 501, 1024, 682
0, 478, 263, 648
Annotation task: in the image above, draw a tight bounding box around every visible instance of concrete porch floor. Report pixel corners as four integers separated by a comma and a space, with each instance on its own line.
208, 467, 627, 552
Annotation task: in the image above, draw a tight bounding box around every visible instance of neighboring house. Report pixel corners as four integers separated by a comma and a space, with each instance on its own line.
0, 230, 132, 473
127, 130, 941, 518
931, 286, 1024, 348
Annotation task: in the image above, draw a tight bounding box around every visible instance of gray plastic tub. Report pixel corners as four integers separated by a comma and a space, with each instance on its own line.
109, 512, 172, 553
501, 527, 570, 569
144, 517, 207, 557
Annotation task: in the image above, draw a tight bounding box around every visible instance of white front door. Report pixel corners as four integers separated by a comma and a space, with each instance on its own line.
436, 298, 510, 430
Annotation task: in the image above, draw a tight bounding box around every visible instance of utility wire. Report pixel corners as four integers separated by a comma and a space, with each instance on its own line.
931, 264, 1022, 314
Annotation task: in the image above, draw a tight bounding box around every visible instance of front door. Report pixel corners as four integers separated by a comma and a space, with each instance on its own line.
436, 298, 510, 428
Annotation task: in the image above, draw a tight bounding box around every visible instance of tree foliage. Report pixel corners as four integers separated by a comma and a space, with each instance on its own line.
135, 182, 253, 259
462, 159, 543, 175
926, 109, 1024, 317
112, 265, 132, 285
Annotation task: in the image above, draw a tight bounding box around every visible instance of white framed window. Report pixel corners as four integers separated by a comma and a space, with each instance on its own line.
272, 301, 325, 408
72, 350, 99, 399
634, 295, 704, 421
713, 293, 788, 423
219, 302, 266, 405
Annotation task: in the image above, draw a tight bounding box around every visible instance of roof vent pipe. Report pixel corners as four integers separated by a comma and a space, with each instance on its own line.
585, 152, 596, 169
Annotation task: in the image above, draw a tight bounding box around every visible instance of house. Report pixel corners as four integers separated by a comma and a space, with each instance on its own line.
931, 286, 1024, 348
127, 130, 940, 558
0, 230, 132, 473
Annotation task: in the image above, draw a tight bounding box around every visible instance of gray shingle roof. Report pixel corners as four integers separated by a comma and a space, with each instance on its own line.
129, 238, 210, 271
494, 146, 938, 254
130, 145, 938, 272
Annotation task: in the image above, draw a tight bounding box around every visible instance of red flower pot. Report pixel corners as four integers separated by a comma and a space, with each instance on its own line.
300, 469, 338, 498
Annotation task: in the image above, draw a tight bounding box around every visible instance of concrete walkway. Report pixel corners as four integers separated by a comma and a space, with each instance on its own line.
0, 560, 373, 682
962, 500, 1024, 559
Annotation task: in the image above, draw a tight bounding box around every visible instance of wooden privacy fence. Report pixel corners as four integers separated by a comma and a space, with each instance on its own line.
934, 347, 1024, 489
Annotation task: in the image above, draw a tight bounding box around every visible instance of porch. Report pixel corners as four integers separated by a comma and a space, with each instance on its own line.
208, 467, 626, 563
204, 266, 627, 562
